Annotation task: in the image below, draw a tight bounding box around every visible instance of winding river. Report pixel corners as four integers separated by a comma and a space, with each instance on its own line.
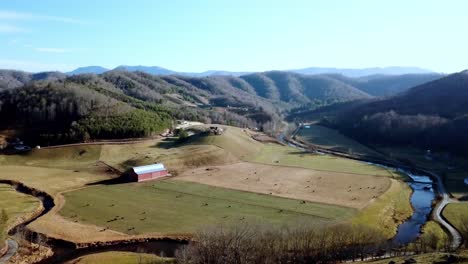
279, 131, 438, 246
391, 170, 435, 245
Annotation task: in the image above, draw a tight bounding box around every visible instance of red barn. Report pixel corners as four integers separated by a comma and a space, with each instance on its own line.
130, 163, 169, 182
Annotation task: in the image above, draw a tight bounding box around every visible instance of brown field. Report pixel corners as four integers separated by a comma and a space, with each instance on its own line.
176, 162, 391, 209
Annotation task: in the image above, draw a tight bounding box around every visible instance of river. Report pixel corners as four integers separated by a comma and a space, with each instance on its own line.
279, 131, 437, 246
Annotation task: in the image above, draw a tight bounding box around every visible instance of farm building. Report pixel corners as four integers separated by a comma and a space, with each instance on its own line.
130, 163, 169, 182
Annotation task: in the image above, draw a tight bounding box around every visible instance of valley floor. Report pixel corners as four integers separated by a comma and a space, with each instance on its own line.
0, 125, 415, 261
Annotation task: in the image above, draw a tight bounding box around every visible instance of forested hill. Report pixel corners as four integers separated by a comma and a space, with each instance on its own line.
324, 73, 443, 97
0, 68, 444, 145
330, 70, 468, 155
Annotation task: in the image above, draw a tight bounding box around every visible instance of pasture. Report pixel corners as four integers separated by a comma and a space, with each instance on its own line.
60, 180, 355, 235
295, 124, 383, 157
66, 251, 174, 264
0, 125, 414, 242
177, 162, 391, 209
443, 203, 468, 239
0, 184, 39, 241
247, 143, 400, 178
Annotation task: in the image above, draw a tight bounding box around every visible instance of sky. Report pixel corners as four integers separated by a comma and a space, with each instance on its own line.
0, 0, 467, 73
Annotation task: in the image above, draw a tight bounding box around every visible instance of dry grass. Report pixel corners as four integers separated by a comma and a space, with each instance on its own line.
0, 184, 40, 241
352, 180, 413, 238
65, 251, 173, 264
295, 124, 383, 157
0, 165, 108, 195
177, 162, 391, 209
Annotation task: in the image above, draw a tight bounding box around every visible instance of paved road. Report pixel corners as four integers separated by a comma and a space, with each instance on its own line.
430, 171, 463, 250
0, 239, 18, 264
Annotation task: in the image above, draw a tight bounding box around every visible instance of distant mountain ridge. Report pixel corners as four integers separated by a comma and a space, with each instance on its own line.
2, 68, 443, 98
66, 65, 436, 78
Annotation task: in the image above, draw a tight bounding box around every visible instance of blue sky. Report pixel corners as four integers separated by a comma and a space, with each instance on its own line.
0, 0, 467, 73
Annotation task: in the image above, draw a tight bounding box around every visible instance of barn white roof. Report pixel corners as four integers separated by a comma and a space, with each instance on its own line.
133, 163, 165, 175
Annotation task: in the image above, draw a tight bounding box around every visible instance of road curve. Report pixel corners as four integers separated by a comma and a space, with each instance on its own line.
429, 171, 463, 250
0, 239, 18, 264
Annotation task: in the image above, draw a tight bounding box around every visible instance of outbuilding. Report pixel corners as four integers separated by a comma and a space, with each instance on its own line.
130, 163, 169, 182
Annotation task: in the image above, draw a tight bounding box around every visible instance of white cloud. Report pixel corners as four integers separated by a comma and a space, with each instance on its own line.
0, 10, 86, 25
0, 24, 26, 33
0, 59, 76, 72
34, 47, 69, 53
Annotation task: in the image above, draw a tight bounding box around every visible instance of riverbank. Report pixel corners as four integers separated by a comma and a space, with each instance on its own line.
283, 124, 462, 250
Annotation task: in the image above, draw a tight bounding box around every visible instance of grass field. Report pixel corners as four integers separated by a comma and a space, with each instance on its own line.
67, 251, 174, 264
0, 184, 39, 241
177, 162, 390, 209
352, 179, 412, 238
443, 203, 468, 239
60, 180, 355, 235
247, 143, 401, 178
295, 124, 383, 157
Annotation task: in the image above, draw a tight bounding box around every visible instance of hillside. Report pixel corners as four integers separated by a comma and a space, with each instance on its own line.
327, 73, 443, 96
239, 71, 372, 104
289, 66, 434, 77
331, 70, 468, 154
0, 70, 66, 90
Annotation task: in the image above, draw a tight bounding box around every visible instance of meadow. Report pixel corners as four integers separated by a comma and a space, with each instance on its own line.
0, 184, 39, 241
60, 180, 355, 235
295, 124, 383, 157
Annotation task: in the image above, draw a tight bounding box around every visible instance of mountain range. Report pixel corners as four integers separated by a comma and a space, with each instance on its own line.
66, 65, 436, 78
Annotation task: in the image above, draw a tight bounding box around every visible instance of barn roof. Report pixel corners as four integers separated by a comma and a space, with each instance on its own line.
133, 163, 165, 175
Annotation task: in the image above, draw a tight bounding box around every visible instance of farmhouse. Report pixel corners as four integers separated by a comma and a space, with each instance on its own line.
130, 163, 169, 182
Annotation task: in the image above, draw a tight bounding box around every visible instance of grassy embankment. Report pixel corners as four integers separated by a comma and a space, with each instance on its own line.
443, 203, 468, 240
66, 251, 174, 264
295, 124, 384, 157
0, 184, 39, 242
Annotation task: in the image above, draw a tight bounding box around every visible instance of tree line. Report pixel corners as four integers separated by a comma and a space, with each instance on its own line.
174, 221, 456, 264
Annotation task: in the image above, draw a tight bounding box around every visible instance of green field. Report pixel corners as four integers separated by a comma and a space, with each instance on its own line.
443, 203, 468, 239
0, 184, 39, 241
352, 180, 412, 238
69, 251, 174, 264
295, 124, 383, 157
61, 180, 356, 235
247, 143, 400, 178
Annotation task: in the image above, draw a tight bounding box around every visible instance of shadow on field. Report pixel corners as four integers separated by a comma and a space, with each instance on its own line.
154, 137, 178, 149
86, 170, 133, 186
